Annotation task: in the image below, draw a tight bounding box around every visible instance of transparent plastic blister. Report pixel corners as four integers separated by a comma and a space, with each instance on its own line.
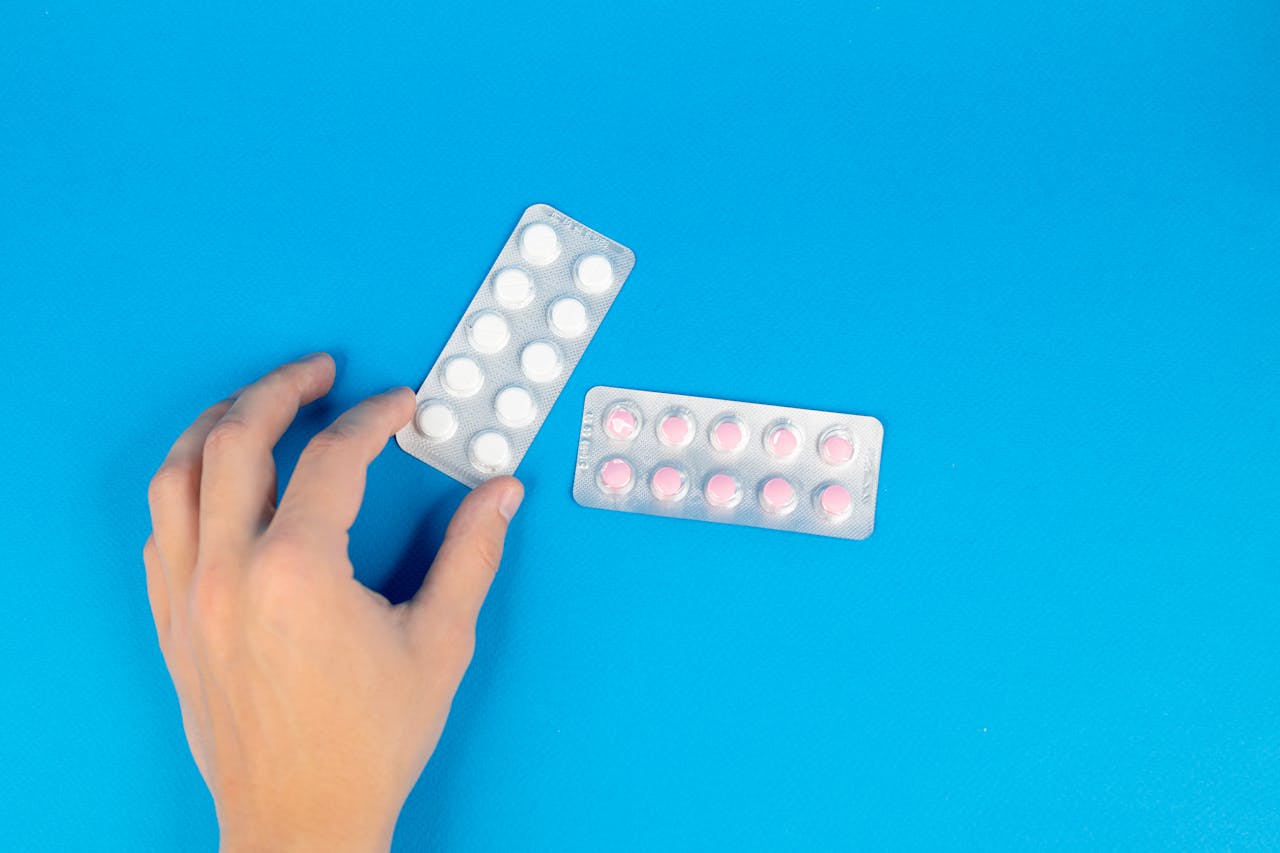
397, 205, 635, 486
573, 386, 884, 540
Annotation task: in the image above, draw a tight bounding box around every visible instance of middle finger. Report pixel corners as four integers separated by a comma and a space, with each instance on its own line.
198, 353, 335, 559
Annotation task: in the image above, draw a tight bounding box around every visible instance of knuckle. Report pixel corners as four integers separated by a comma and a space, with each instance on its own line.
250, 534, 310, 596
305, 425, 356, 456
375, 391, 409, 416
248, 565, 304, 616
142, 539, 163, 578
439, 621, 476, 670
469, 535, 504, 575
254, 533, 306, 574
147, 461, 194, 505
260, 369, 296, 401
268, 360, 317, 400
203, 417, 251, 456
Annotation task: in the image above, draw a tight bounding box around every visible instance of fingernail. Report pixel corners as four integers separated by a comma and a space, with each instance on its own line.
497, 483, 524, 522
301, 351, 330, 363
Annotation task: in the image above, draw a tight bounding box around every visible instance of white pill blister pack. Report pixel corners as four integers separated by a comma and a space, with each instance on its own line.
397, 205, 635, 486
573, 386, 884, 540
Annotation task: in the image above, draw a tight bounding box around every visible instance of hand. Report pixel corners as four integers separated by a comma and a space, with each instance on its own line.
142, 353, 523, 852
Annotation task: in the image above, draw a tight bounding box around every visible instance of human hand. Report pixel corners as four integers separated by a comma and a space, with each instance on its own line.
143, 353, 523, 852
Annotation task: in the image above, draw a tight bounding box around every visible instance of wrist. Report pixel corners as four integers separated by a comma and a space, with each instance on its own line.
220, 828, 392, 853
218, 807, 394, 853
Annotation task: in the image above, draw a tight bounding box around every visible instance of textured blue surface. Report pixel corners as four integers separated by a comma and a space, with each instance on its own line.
2, 2, 1278, 850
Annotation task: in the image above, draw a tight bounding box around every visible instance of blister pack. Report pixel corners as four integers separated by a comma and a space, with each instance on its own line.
573, 386, 884, 540
397, 205, 635, 486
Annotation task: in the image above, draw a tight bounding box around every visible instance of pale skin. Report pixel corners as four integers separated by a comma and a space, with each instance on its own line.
143, 353, 523, 851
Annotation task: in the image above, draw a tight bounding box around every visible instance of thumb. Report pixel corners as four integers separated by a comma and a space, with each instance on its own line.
405, 476, 523, 667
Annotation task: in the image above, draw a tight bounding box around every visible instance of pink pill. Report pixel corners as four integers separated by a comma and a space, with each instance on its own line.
704, 472, 741, 508
711, 417, 746, 452
760, 477, 796, 514
650, 466, 687, 501
604, 405, 639, 441
598, 458, 633, 493
659, 413, 691, 446
820, 431, 855, 465
819, 483, 853, 519
766, 423, 800, 458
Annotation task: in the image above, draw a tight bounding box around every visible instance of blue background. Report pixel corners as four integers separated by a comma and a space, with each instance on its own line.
2, 2, 1277, 849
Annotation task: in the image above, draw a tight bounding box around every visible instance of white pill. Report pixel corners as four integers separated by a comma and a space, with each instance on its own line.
467, 311, 510, 354
520, 340, 562, 383
519, 222, 560, 266
574, 253, 614, 294
493, 267, 534, 309
494, 385, 536, 428
468, 430, 511, 473
442, 356, 483, 397
548, 297, 588, 339
414, 401, 456, 441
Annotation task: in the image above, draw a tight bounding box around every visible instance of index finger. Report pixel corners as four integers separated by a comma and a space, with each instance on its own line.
270, 387, 416, 543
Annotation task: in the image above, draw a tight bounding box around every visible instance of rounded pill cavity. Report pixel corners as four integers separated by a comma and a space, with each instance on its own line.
494, 385, 536, 428
759, 477, 797, 515
414, 401, 456, 442
817, 483, 853, 521
548, 296, 588, 339
574, 253, 615, 294
820, 428, 856, 465
467, 310, 510, 354
704, 472, 742, 508
710, 416, 747, 453
468, 430, 510, 473
765, 422, 801, 459
519, 222, 561, 266
493, 267, 534, 309
520, 340, 562, 383
442, 356, 483, 397
657, 410, 693, 447
603, 403, 640, 441
597, 457, 634, 494
650, 465, 688, 502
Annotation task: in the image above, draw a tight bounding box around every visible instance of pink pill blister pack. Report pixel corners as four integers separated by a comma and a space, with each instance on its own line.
397, 205, 635, 486
573, 386, 884, 540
